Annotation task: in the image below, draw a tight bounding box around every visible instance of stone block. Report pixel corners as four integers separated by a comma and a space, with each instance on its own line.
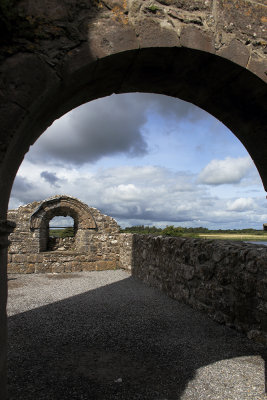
27, 254, 43, 263
136, 18, 180, 48
248, 55, 267, 83
25, 264, 36, 274
197, 263, 214, 280
10, 263, 35, 274
8, 264, 22, 274
64, 263, 73, 273
51, 263, 65, 273
180, 25, 214, 53
89, 18, 139, 59
35, 263, 52, 273
75, 255, 87, 262
217, 39, 250, 68
12, 254, 27, 263
72, 262, 82, 272
195, 286, 213, 306
246, 260, 258, 274
81, 262, 97, 271
181, 265, 195, 280
96, 261, 117, 270
232, 273, 256, 295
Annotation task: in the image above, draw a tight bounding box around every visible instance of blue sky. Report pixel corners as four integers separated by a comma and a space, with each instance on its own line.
9, 93, 267, 229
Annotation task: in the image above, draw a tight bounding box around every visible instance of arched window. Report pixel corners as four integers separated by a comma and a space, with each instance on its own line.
30, 196, 97, 252
38, 207, 79, 252
48, 216, 75, 251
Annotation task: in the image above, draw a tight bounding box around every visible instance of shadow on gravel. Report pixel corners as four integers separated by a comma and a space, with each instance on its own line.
8, 275, 266, 400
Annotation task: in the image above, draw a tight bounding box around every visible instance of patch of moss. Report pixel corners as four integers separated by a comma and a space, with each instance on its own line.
148, 4, 159, 12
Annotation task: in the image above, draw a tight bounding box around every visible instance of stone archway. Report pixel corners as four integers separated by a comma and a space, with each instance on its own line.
7, 195, 126, 274
0, 0, 266, 397
0, 1, 266, 217
30, 195, 97, 252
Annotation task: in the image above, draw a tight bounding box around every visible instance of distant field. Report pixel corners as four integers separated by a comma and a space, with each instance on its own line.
197, 233, 267, 241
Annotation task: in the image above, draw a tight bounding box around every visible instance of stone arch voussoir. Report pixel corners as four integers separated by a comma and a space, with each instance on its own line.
30, 195, 97, 231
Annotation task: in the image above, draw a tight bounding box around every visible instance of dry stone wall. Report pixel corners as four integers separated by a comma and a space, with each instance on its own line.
8, 195, 129, 273
118, 233, 133, 271
132, 235, 267, 345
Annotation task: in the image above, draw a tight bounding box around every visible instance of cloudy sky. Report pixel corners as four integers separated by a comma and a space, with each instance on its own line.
9, 93, 267, 229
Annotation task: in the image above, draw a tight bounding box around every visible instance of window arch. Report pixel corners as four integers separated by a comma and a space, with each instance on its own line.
29, 195, 97, 252
48, 215, 76, 252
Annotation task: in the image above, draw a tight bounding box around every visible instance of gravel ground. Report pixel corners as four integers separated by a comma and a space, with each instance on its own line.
7, 270, 267, 400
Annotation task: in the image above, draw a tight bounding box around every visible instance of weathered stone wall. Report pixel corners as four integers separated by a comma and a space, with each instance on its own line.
7, 195, 129, 273
132, 235, 267, 345
47, 236, 75, 251
119, 233, 133, 271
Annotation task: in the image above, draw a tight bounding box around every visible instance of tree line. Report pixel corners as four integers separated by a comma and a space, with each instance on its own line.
120, 225, 265, 236
50, 225, 265, 239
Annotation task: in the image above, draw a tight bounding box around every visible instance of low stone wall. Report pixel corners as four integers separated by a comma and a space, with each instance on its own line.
8, 232, 123, 273
132, 235, 267, 345
119, 233, 133, 271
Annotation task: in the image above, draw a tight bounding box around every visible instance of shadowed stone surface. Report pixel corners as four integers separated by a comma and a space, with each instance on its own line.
132, 235, 267, 346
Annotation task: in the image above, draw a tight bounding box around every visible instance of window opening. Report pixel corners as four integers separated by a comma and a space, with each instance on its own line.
48, 216, 75, 251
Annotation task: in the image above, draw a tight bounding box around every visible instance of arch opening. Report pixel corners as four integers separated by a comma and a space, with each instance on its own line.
39, 207, 79, 253
11, 89, 266, 233
4, 60, 267, 400
48, 216, 75, 252
2, 46, 267, 217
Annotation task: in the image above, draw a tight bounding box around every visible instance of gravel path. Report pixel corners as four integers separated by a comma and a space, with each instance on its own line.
7, 270, 267, 400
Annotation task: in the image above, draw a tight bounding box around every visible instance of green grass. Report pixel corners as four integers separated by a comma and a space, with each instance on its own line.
120, 225, 267, 241
197, 233, 267, 241
49, 227, 74, 238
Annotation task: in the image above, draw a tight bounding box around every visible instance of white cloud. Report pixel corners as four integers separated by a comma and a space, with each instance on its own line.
198, 156, 253, 185
26, 93, 207, 167
8, 93, 267, 230
226, 197, 256, 212
9, 160, 267, 229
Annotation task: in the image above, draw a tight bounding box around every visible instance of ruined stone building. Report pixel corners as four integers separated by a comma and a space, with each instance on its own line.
8, 195, 132, 273
0, 0, 266, 396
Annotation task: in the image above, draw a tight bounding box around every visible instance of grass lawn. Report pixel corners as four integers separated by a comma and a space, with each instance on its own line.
197, 233, 267, 241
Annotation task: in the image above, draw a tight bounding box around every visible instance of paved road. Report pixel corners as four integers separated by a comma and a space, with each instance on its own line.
7, 270, 267, 400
